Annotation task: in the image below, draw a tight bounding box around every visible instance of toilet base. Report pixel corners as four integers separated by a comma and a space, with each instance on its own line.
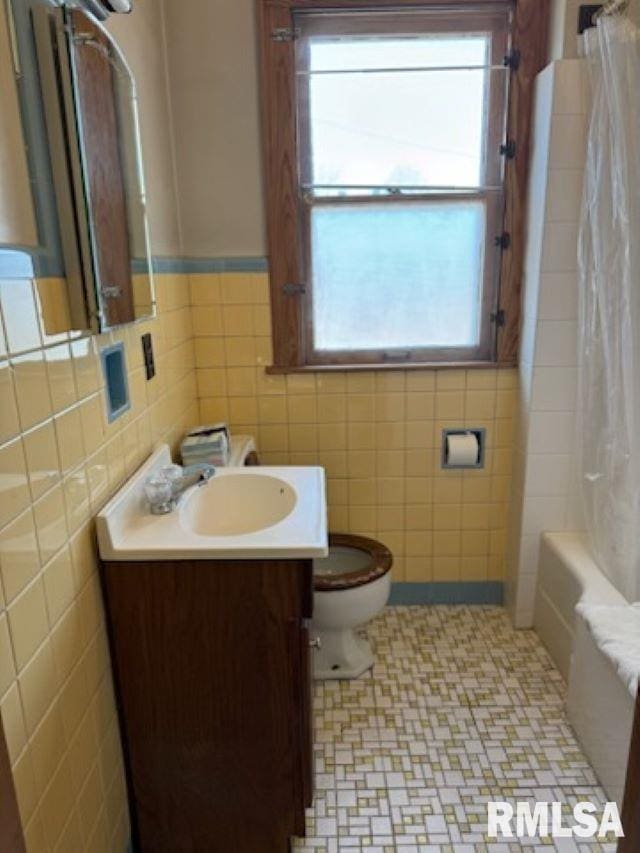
312, 628, 374, 680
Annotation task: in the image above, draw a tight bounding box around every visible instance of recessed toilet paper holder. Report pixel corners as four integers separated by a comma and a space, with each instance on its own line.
441, 428, 486, 470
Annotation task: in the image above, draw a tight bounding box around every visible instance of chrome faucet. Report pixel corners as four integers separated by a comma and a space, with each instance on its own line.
145, 463, 216, 515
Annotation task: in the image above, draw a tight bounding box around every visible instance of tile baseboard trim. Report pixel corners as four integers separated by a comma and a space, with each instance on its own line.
388, 581, 504, 606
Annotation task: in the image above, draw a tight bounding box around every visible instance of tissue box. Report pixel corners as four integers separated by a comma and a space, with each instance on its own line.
181, 423, 230, 466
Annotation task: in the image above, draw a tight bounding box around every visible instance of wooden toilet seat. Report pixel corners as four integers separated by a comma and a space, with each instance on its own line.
313, 533, 393, 592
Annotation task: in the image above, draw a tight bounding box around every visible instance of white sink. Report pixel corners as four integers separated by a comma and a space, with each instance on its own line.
96, 444, 328, 560
182, 473, 297, 536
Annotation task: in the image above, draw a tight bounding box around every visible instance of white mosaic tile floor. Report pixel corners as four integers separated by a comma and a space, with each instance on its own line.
294, 606, 617, 852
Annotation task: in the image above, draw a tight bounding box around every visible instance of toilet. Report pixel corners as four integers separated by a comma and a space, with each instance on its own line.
311, 533, 392, 680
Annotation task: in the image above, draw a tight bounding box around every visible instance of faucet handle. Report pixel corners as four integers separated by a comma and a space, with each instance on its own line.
145, 475, 174, 514
160, 464, 183, 484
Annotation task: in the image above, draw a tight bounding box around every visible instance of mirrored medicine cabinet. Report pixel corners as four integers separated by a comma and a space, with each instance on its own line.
12, 1, 155, 333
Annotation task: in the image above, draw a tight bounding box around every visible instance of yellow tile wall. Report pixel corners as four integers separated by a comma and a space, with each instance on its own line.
0, 265, 518, 850
191, 272, 518, 584
0, 273, 197, 852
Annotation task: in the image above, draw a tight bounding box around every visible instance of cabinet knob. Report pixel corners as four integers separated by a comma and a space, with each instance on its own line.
309, 636, 322, 649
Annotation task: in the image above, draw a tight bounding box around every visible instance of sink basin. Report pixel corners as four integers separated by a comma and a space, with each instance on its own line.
96, 444, 327, 560
182, 473, 297, 536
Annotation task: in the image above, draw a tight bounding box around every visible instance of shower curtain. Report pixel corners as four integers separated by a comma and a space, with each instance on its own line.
578, 15, 640, 602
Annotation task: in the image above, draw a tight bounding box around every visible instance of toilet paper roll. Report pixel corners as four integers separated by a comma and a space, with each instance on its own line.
446, 432, 479, 467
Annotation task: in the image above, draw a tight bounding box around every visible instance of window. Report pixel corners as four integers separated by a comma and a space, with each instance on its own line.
258, 1, 549, 370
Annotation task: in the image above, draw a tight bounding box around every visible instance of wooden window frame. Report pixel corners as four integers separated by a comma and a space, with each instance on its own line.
257, 0, 550, 371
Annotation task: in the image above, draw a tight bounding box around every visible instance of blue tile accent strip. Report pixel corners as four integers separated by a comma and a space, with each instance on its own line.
0, 253, 271, 281
388, 582, 504, 606
32, 251, 63, 278
152, 256, 269, 274
131, 257, 152, 275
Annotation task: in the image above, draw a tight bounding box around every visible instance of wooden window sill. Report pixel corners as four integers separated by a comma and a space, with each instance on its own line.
265, 360, 517, 374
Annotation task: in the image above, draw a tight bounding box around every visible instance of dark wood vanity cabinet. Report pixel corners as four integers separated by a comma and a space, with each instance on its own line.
100, 557, 314, 852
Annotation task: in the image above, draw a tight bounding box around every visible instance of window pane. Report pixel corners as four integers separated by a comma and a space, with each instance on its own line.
310, 35, 488, 72
304, 38, 495, 189
311, 202, 485, 351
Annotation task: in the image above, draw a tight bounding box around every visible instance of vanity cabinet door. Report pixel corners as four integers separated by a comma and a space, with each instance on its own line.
101, 557, 313, 853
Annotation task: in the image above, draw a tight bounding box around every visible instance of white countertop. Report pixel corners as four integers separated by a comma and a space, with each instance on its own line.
96, 444, 328, 561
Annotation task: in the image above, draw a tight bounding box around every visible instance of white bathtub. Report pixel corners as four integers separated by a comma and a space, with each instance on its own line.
535, 532, 635, 803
